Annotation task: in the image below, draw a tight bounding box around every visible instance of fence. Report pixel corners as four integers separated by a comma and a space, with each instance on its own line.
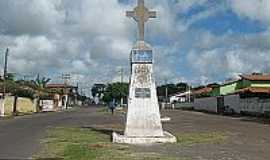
1, 96, 36, 116
224, 94, 270, 115
174, 103, 194, 110
194, 97, 219, 113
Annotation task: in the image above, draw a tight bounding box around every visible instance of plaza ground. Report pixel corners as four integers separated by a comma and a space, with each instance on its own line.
0, 106, 269, 160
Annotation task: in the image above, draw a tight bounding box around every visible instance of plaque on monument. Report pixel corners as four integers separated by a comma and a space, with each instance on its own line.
132, 50, 153, 63
135, 88, 151, 98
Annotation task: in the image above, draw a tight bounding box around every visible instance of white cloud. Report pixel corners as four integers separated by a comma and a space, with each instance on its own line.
229, 0, 270, 26
0, 0, 64, 35
187, 31, 270, 84
175, 0, 208, 13
0, 0, 269, 90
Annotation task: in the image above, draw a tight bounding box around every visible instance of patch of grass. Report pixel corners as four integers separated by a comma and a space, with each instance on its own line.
97, 107, 109, 113
36, 127, 185, 160
177, 132, 227, 146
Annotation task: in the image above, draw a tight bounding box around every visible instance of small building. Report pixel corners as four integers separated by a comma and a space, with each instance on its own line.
46, 84, 79, 109
211, 74, 270, 97
169, 91, 191, 103
192, 87, 213, 98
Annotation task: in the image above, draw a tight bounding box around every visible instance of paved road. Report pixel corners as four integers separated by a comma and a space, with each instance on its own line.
1, 107, 270, 160
0, 106, 121, 159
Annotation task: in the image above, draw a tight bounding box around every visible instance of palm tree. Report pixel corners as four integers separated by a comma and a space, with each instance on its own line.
32, 74, 51, 90
31, 74, 51, 112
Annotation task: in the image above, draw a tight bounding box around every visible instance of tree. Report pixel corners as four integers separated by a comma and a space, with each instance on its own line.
157, 82, 190, 102
176, 82, 189, 92
102, 82, 129, 104
31, 74, 51, 112
5, 73, 15, 81
31, 74, 51, 90
91, 84, 106, 98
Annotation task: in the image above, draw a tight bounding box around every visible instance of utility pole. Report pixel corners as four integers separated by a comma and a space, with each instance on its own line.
188, 83, 191, 103
1, 48, 9, 117
120, 67, 124, 84
119, 67, 124, 107
4, 48, 8, 79
62, 73, 71, 110
164, 78, 168, 104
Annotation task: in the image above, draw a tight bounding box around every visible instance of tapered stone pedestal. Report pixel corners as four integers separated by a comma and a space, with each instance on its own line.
113, 41, 176, 144
113, 0, 176, 144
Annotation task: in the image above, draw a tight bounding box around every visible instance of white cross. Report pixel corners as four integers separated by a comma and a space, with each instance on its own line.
126, 0, 156, 41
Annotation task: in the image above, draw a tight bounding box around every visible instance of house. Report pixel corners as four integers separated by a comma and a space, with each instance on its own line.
192, 86, 213, 98
46, 84, 79, 109
194, 74, 270, 115
211, 74, 270, 97
169, 91, 191, 103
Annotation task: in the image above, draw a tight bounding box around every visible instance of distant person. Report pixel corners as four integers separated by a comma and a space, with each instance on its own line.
108, 99, 116, 115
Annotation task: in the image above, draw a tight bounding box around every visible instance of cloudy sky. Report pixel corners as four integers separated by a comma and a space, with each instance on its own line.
0, 0, 270, 89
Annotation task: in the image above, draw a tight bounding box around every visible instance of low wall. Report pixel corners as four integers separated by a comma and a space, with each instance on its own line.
224, 94, 270, 114
194, 97, 218, 113
174, 103, 194, 110
3, 96, 14, 115
3, 96, 35, 115
224, 95, 241, 114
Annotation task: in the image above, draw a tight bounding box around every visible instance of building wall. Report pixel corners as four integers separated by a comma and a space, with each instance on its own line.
224, 94, 241, 113
3, 96, 35, 115
224, 94, 270, 114
250, 81, 270, 88
211, 81, 242, 97
220, 83, 237, 95
194, 97, 218, 113
242, 79, 251, 88
211, 87, 220, 97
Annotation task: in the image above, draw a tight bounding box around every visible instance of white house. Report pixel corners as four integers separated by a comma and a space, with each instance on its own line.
169, 91, 191, 103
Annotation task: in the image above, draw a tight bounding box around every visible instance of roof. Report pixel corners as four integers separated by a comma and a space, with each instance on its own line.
235, 87, 270, 94
46, 84, 77, 89
170, 91, 191, 97
192, 87, 212, 95
240, 74, 270, 81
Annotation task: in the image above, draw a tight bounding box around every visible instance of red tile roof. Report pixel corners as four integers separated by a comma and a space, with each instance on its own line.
235, 87, 270, 94
192, 87, 212, 95
240, 75, 270, 81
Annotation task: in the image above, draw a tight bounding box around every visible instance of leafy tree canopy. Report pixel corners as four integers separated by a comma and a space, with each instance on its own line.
102, 82, 129, 104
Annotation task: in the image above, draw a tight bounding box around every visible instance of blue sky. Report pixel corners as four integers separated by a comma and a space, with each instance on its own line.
0, 0, 270, 90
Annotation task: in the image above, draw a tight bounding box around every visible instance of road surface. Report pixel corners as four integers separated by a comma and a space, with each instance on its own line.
0, 106, 270, 160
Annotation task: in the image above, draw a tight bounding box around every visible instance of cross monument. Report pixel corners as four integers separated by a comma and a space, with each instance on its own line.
113, 0, 176, 144
126, 0, 156, 41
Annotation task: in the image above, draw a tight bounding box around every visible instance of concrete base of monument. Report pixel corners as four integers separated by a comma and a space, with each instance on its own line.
112, 131, 177, 144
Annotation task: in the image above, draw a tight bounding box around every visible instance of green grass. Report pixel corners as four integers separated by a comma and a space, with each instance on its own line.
176, 132, 227, 146
36, 127, 185, 160
97, 107, 110, 113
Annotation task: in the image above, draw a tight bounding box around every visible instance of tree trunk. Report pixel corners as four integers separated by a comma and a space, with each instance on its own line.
13, 95, 18, 116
